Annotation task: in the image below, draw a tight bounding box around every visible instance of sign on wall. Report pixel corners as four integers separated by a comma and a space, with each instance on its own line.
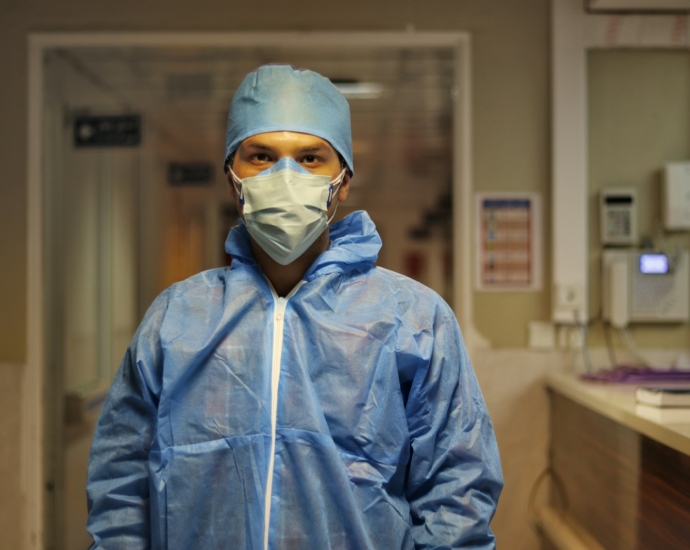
74, 115, 141, 147
168, 162, 215, 186
475, 193, 542, 291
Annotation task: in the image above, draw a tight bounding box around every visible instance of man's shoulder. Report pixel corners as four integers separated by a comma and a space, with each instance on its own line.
368, 266, 441, 296
168, 267, 229, 293
141, 268, 243, 340
155, 268, 232, 313
359, 266, 453, 317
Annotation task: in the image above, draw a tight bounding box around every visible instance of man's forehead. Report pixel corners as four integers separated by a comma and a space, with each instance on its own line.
240, 132, 336, 152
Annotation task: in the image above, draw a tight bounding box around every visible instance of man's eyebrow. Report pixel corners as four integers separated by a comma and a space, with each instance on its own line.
241, 143, 332, 154
297, 145, 331, 153
243, 143, 274, 152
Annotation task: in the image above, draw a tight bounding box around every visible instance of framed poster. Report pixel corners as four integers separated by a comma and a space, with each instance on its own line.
475, 193, 542, 291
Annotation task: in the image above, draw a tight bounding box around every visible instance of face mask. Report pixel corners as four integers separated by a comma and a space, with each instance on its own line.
230, 157, 346, 265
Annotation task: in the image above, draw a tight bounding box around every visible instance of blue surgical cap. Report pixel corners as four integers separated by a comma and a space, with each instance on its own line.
225, 65, 353, 174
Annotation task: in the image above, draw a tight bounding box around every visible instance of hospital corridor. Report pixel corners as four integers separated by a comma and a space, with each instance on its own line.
1, 0, 690, 549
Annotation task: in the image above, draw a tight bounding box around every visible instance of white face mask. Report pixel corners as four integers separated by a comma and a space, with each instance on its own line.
230, 157, 346, 265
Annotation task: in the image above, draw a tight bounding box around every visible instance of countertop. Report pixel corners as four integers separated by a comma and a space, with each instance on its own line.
546, 371, 690, 457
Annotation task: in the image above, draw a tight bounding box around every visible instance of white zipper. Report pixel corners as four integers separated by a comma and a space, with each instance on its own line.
263, 280, 304, 550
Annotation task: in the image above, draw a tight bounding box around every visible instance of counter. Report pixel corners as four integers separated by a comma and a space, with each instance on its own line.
546, 371, 690, 456
543, 372, 690, 550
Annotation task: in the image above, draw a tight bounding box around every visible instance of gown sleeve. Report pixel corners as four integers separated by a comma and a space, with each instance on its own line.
86, 290, 169, 549
405, 302, 503, 549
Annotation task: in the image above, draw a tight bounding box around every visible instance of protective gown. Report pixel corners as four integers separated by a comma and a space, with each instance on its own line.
86, 210, 503, 550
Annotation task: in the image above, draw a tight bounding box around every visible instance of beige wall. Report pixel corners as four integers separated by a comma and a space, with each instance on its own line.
588, 50, 690, 350
0, 0, 551, 547
0, 363, 23, 549
0, 0, 551, 358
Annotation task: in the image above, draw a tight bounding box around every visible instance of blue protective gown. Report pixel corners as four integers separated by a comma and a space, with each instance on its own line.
86, 210, 503, 550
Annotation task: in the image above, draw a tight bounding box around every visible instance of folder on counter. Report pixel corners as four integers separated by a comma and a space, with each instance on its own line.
635, 386, 690, 407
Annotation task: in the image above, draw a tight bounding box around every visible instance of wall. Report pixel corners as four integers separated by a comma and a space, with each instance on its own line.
0, 0, 551, 548
0, 363, 23, 550
0, 0, 552, 357
588, 49, 690, 352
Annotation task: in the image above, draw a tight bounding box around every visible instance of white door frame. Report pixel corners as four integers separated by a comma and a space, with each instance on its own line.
551, 0, 690, 323
25, 30, 479, 549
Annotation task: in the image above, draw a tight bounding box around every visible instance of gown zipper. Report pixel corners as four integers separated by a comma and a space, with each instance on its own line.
263, 280, 305, 550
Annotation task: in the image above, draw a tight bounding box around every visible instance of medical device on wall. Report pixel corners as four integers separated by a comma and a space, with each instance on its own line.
600, 188, 637, 245
602, 250, 690, 328
662, 163, 690, 230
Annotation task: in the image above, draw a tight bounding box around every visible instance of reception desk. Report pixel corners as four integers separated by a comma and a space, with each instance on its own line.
544, 372, 690, 550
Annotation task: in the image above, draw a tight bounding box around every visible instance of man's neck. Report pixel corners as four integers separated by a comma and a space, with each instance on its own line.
250, 229, 330, 297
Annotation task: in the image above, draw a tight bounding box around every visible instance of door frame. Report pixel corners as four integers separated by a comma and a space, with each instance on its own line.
25, 30, 479, 549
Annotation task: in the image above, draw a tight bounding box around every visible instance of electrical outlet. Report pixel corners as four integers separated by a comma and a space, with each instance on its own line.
528, 321, 556, 349
568, 327, 583, 350
557, 326, 582, 350
558, 326, 569, 348
556, 283, 583, 309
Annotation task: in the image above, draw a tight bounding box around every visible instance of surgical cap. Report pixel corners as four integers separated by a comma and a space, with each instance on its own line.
225, 65, 354, 174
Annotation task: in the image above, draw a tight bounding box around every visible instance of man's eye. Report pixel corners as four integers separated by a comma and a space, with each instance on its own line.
252, 154, 271, 162
303, 155, 318, 163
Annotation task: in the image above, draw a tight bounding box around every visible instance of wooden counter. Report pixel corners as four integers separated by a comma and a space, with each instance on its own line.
545, 372, 690, 550
547, 372, 690, 456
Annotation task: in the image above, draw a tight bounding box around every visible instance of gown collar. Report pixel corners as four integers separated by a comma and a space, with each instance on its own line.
224, 210, 381, 280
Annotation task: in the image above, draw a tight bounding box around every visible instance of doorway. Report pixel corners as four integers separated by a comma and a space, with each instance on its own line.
26, 32, 474, 549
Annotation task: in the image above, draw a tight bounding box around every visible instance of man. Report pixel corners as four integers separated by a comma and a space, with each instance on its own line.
87, 64, 503, 549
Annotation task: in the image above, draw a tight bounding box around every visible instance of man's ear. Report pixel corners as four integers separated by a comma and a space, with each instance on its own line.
225, 167, 244, 218
225, 167, 237, 198
338, 172, 351, 202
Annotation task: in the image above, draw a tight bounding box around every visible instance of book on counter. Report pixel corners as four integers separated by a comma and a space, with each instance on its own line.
635, 386, 690, 407
635, 404, 690, 424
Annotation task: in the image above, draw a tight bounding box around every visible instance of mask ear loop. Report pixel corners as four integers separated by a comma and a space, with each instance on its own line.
327, 168, 347, 224
229, 167, 245, 205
